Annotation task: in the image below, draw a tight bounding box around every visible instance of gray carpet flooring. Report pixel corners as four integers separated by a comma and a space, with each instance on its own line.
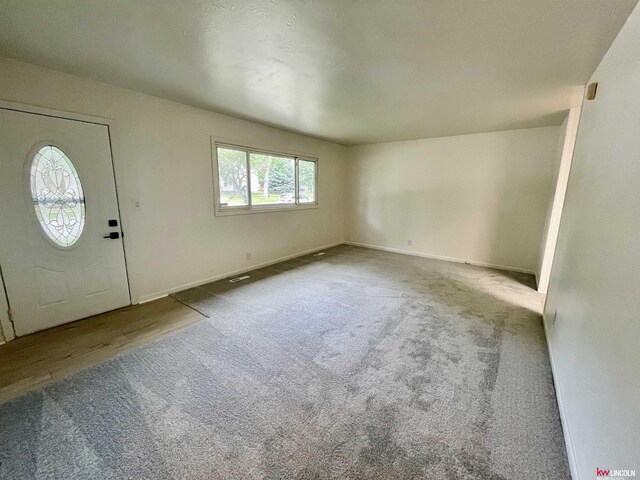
0, 245, 569, 479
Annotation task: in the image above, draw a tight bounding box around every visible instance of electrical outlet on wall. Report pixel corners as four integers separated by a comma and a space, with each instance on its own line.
346, 233, 351, 241
132, 199, 142, 210
407, 239, 412, 246
245, 252, 252, 261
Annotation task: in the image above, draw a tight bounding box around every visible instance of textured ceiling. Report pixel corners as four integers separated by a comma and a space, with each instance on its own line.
0, 0, 637, 145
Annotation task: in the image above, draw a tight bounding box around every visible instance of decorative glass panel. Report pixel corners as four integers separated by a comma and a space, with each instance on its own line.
249, 153, 295, 204
30, 146, 86, 247
217, 147, 249, 206
298, 159, 316, 203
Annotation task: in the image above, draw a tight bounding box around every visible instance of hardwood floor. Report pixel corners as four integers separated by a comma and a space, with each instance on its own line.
0, 296, 205, 404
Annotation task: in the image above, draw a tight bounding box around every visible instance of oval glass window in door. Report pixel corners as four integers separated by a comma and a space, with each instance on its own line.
30, 145, 86, 247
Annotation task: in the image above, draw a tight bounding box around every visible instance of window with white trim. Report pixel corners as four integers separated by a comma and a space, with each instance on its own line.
214, 143, 318, 214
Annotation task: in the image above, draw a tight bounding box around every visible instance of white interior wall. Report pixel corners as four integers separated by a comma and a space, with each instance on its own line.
543, 4, 640, 478
536, 116, 568, 284
536, 108, 581, 294
345, 127, 561, 273
0, 56, 347, 304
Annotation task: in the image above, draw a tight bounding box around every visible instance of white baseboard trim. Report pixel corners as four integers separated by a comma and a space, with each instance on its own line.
344, 241, 535, 275
542, 314, 580, 480
136, 241, 344, 304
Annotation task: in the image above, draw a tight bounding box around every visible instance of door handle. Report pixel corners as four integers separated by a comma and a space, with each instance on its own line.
103, 232, 120, 239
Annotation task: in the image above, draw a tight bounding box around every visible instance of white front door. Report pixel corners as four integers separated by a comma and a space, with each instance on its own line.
0, 108, 130, 336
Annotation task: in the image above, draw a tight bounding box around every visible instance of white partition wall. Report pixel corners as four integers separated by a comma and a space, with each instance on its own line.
543, 4, 640, 477
536, 107, 581, 294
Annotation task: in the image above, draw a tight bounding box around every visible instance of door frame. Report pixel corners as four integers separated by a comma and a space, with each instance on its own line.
0, 265, 13, 342
0, 100, 132, 341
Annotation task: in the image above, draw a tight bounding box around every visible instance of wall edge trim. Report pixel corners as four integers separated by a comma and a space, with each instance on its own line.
344, 241, 535, 274
136, 241, 344, 304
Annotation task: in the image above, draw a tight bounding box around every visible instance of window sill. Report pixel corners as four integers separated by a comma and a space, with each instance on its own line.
214, 204, 319, 217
